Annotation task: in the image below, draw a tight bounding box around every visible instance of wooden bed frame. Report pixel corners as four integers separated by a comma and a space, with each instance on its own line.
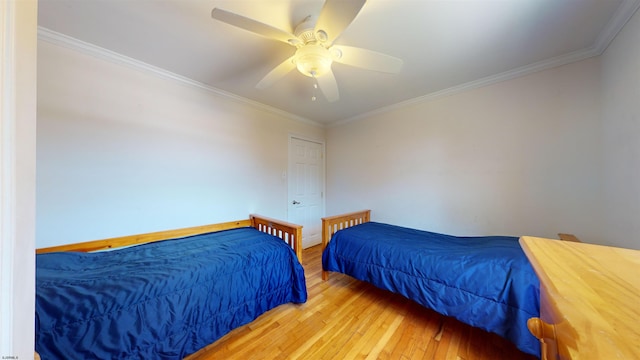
320, 209, 580, 280
37, 214, 303, 262
321, 210, 371, 280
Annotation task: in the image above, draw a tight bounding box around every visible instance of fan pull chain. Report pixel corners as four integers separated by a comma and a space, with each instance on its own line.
312, 83, 318, 101
311, 76, 318, 102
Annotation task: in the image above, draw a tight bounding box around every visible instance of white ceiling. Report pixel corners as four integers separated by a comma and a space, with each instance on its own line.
37, 0, 640, 126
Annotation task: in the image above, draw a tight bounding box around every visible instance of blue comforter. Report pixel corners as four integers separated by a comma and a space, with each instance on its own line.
322, 222, 540, 357
36, 227, 307, 359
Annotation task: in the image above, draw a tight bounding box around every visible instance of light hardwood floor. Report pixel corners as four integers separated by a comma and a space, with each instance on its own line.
186, 245, 537, 360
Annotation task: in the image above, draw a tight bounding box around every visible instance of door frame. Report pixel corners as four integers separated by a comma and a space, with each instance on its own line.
1, 0, 38, 356
287, 134, 326, 246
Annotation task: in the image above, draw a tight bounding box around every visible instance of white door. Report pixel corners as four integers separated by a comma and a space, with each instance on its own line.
288, 137, 324, 248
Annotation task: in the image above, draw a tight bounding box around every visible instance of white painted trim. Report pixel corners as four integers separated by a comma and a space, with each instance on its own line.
592, 0, 640, 53
36, 27, 323, 128
2, 2, 37, 357
1, 0, 17, 354
287, 133, 326, 147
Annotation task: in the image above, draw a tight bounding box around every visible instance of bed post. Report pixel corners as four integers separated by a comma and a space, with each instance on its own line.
321, 210, 371, 280
558, 233, 581, 242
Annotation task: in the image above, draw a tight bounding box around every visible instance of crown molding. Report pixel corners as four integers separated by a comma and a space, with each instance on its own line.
332, 46, 599, 127
38, 0, 640, 129
592, 0, 640, 53
331, 0, 640, 127
37, 27, 323, 128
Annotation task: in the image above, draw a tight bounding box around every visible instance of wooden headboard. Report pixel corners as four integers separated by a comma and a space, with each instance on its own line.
321, 210, 371, 280
36, 214, 303, 262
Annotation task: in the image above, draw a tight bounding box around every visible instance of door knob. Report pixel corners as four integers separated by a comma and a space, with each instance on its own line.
292, 200, 300, 205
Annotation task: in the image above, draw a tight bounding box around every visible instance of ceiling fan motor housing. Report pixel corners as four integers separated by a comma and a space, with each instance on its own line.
294, 15, 320, 44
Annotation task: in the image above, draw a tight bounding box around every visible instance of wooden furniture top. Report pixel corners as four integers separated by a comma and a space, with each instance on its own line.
36, 214, 303, 262
519, 236, 640, 359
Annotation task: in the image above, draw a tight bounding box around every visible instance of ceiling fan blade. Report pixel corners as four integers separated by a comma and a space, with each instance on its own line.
256, 56, 296, 89
316, 71, 340, 102
332, 45, 403, 73
315, 0, 366, 44
211, 8, 296, 45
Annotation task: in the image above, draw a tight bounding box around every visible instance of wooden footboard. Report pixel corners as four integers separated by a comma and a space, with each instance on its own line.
321, 210, 371, 280
36, 214, 303, 262
251, 214, 303, 262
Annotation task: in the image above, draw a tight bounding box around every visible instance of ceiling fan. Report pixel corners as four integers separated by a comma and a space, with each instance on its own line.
211, 0, 403, 102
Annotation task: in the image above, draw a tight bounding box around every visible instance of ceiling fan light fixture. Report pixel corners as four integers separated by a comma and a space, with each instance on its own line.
294, 44, 333, 78
211, 0, 400, 103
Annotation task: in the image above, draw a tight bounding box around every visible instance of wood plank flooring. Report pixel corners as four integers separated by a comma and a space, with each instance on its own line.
186, 245, 537, 360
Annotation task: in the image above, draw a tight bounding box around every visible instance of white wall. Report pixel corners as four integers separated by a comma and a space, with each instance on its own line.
36, 41, 324, 248
36, 10, 640, 252
327, 58, 603, 243
601, 9, 640, 249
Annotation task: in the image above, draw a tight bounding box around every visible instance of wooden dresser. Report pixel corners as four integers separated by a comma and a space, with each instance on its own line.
519, 236, 640, 359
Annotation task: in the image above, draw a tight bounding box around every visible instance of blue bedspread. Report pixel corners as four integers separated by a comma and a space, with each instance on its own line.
322, 222, 540, 357
36, 227, 307, 359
